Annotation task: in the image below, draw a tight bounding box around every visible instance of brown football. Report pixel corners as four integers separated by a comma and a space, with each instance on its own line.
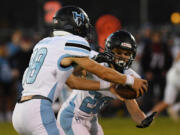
113, 85, 137, 99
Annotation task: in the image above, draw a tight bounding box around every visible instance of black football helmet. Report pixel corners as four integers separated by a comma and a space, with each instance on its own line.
105, 30, 137, 71
53, 5, 91, 38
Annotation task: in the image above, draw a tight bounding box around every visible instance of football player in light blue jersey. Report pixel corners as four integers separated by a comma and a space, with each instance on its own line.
57, 30, 155, 135
12, 6, 148, 135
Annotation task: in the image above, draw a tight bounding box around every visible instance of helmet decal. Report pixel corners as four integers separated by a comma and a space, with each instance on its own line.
72, 11, 85, 26
121, 42, 132, 48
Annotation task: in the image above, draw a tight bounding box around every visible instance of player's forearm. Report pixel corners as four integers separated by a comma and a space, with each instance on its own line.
84, 61, 127, 85
131, 109, 146, 125
74, 79, 100, 90
97, 66, 127, 85
72, 57, 128, 86
66, 74, 101, 90
125, 99, 146, 125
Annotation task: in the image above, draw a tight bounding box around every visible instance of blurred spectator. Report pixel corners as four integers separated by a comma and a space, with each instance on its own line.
131, 31, 145, 74
140, 30, 173, 112
131, 24, 153, 76
7, 29, 22, 57
170, 35, 180, 59
9, 33, 33, 99
0, 38, 15, 122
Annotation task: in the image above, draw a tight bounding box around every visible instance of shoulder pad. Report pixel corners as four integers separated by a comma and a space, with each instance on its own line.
64, 36, 91, 57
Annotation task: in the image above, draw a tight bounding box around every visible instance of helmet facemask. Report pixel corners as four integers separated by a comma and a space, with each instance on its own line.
109, 47, 135, 72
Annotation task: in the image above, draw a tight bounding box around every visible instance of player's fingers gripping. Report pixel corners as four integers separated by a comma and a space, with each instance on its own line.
139, 79, 148, 97
138, 88, 144, 97
135, 78, 147, 97
142, 80, 148, 92
136, 89, 140, 98
141, 82, 148, 95
133, 78, 141, 97
142, 85, 148, 94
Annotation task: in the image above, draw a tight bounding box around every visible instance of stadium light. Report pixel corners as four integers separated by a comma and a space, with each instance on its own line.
170, 12, 180, 24
43, 1, 62, 24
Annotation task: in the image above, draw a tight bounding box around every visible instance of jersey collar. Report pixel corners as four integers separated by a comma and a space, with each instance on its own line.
53, 31, 72, 36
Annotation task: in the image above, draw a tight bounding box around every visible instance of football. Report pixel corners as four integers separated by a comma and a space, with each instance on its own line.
113, 84, 137, 99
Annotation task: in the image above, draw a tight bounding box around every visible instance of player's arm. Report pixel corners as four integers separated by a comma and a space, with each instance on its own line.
61, 56, 148, 97
125, 99, 156, 128
66, 74, 110, 91
125, 99, 146, 125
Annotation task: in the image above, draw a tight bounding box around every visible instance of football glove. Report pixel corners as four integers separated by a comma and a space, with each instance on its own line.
92, 52, 114, 63
136, 112, 157, 128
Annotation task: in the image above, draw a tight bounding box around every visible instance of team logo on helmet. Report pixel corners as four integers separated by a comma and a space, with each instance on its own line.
72, 11, 85, 26
121, 42, 132, 48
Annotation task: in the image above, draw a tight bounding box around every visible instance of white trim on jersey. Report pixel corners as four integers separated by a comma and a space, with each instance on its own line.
53, 30, 72, 36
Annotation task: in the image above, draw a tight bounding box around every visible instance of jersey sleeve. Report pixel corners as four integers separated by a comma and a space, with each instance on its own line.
90, 50, 99, 58
64, 36, 91, 57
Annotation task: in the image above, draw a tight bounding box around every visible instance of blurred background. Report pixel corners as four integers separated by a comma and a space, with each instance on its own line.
0, 0, 180, 134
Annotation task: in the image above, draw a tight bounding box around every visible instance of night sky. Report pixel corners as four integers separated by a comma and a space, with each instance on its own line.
0, 0, 179, 29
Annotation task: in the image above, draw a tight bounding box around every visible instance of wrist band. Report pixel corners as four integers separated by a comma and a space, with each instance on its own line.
125, 75, 134, 86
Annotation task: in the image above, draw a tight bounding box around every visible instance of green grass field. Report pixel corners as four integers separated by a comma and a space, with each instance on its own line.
0, 117, 179, 135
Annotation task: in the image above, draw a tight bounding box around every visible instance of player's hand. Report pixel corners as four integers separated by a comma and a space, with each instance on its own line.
136, 112, 157, 128
132, 77, 148, 97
